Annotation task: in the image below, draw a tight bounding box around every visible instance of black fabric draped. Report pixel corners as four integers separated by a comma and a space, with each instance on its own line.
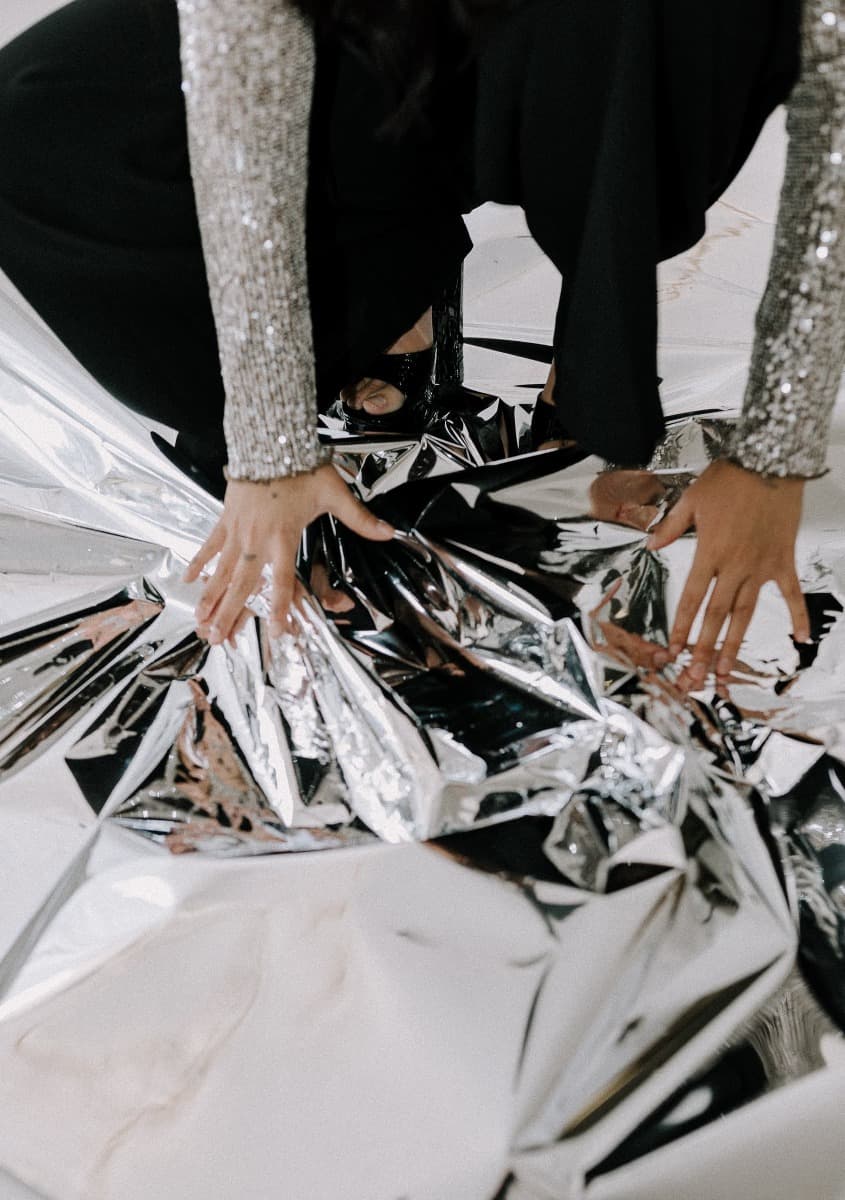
474, 0, 802, 464
0, 0, 801, 469
0, 0, 470, 443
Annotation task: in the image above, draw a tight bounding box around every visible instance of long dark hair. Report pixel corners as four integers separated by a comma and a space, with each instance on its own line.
295, 0, 508, 130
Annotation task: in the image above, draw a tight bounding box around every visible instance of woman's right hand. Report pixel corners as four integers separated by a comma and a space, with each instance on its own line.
647, 459, 809, 682
183, 463, 395, 643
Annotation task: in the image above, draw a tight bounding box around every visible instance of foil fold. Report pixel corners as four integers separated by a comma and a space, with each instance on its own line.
0, 302, 842, 1199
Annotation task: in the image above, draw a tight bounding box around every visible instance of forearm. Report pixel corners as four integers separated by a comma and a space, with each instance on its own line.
730, 0, 845, 478
177, 0, 329, 480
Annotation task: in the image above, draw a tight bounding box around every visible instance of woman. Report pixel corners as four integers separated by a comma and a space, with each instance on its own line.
0, 0, 831, 678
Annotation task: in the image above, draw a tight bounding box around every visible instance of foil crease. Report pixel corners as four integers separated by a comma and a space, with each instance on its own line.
0, 293, 843, 1200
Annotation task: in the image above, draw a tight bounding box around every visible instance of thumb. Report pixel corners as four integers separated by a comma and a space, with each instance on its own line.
647, 493, 695, 551
332, 487, 395, 543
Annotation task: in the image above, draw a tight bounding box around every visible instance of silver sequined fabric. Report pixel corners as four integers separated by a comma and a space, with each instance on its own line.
176, 0, 330, 481
731, 0, 845, 477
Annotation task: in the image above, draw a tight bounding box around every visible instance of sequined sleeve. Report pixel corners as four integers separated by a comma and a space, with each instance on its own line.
730, 0, 845, 478
177, 0, 331, 481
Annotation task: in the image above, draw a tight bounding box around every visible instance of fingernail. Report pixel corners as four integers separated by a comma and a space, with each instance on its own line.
196, 624, 209, 640
690, 662, 707, 682
208, 626, 222, 646
646, 536, 657, 550
716, 658, 731, 676
795, 634, 814, 645
669, 643, 682, 658
653, 650, 669, 668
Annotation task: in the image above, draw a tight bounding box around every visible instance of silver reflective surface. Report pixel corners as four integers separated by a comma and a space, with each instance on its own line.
0, 281, 843, 1198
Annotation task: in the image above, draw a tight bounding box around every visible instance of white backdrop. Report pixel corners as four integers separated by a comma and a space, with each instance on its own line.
0, 0, 60, 45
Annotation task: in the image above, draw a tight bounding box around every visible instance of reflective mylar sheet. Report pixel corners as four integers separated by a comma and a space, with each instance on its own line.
0, 268, 844, 1200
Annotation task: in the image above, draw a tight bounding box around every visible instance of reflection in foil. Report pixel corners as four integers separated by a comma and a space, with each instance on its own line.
67, 631, 367, 856
109, 676, 361, 857
0, 340, 844, 1199
0, 579, 163, 777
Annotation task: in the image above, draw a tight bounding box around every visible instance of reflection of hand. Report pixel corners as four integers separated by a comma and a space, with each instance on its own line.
647, 460, 810, 683
184, 465, 394, 644
587, 576, 663, 670
595, 620, 665, 670
589, 470, 668, 530
308, 561, 356, 617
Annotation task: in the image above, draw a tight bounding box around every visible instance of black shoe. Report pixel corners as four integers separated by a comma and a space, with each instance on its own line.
338, 347, 436, 436
530, 392, 576, 452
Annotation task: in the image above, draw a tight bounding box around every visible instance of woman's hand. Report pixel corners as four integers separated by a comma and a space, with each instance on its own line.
647, 459, 810, 683
183, 464, 394, 644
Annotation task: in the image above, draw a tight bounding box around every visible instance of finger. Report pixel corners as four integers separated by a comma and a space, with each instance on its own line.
688, 578, 738, 684
195, 545, 242, 628
184, 523, 226, 584
269, 538, 298, 637
588, 577, 623, 622
651, 644, 671, 670
362, 388, 405, 416
342, 379, 372, 411
715, 580, 759, 678
205, 558, 264, 644
668, 554, 715, 658
226, 608, 254, 647
292, 579, 308, 611
331, 487, 395, 542
647, 493, 695, 551
780, 569, 811, 644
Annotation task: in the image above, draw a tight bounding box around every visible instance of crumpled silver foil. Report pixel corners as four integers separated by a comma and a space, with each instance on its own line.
0, 289, 842, 1199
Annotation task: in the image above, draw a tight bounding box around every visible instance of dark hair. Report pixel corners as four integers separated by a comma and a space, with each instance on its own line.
295, 0, 508, 130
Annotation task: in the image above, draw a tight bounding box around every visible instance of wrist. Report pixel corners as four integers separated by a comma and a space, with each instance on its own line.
223, 457, 333, 486
716, 456, 808, 490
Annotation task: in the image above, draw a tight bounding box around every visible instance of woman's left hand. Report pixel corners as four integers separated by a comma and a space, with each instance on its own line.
647, 459, 810, 683
183, 465, 394, 646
